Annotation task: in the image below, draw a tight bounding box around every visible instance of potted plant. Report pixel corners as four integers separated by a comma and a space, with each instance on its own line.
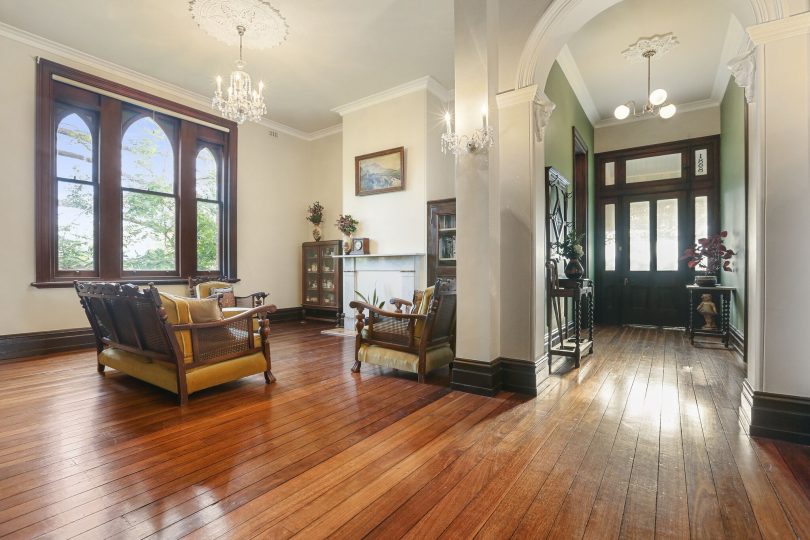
306, 201, 324, 241
681, 231, 735, 286
336, 214, 359, 254
553, 230, 586, 279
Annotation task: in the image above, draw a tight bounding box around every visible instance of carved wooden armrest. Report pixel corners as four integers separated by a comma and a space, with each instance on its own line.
235, 291, 268, 308
389, 297, 414, 314
350, 301, 425, 347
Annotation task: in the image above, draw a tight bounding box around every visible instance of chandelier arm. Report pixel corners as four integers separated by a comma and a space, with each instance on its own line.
647, 54, 651, 105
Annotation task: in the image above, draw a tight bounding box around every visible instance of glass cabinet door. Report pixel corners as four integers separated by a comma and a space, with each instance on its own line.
437, 213, 456, 268
304, 246, 319, 274
320, 244, 337, 273
303, 246, 319, 304
319, 244, 337, 305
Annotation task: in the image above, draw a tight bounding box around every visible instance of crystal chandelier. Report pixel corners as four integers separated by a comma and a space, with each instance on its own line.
213, 25, 267, 124
614, 34, 678, 121
441, 107, 495, 155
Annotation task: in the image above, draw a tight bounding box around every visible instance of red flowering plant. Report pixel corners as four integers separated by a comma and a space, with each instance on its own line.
680, 231, 735, 273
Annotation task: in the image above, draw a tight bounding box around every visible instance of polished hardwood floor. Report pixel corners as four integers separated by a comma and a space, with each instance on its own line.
0, 323, 808, 539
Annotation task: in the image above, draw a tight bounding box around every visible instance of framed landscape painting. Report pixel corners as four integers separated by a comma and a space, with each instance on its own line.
355, 146, 405, 196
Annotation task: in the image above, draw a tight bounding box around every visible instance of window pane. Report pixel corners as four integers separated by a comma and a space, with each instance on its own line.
626, 153, 682, 183
57, 181, 94, 270
695, 196, 708, 241
196, 148, 218, 200
197, 201, 220, 271
122, 192, 176, 271
605, 162, 615, 186
656, 199, 679, 271
121, 117, 174, 193
56, 113, 93, 181
604, 204, 616, 271
629, 201, 650, 271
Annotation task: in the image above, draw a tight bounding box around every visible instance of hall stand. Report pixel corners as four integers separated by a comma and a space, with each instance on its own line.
545, 167, 595, 373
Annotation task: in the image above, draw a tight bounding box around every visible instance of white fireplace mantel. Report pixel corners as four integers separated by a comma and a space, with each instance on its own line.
338, 253, 425, 330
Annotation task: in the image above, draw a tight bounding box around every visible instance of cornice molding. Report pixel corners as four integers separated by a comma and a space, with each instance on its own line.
711, 15, 751, 103
747, 11, 810, 44
593, 98, 719, 128
555, 45, 600, 124
0, 21, 341, 141
496, 84, 540, 108
306, 123, 343, 141
331, 76, 450, 116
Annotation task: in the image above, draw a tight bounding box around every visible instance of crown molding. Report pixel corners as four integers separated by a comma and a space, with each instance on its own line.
331, 76, 450, 116
748, 11, 810, 44
0, 20, 342, 142
496, 85, 540, 108
711, 15, 751, 103
555, 45, 600, 124
305, 123, 343, 141
593, 98, 719, 128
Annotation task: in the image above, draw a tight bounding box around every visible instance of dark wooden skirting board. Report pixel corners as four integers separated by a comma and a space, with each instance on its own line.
0, 307, 304, 361
451, 322, 576, 396
730, 324, 745, 359
743, 379, 810, 445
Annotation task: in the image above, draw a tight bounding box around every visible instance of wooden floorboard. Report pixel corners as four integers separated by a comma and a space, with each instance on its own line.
0, 323, 806, 539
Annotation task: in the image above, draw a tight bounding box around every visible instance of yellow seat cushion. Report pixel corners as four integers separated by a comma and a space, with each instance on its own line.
159, 292, 193, 364
358, 343, 454, 374
413, 286, 434, 341
98, 347, 267, 395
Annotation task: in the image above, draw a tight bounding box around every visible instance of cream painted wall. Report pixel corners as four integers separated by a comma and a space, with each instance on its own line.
0, 34, 335, 335
308, 132, 344, 240
426, 94, 455, 202
594, 107, 721, 153
341, 90, 441, 262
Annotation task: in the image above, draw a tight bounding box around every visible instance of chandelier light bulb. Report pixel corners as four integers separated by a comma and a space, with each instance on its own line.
659, 103, 677, 119
614, 104, 630, 120
649, 88, 668, 106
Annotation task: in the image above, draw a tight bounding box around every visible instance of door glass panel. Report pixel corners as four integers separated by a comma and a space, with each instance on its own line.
694, 195, 708, 241
656, 199, 679, 271
626, 153, 681, 183
629, 201, 650, 271
604, 162, 615, 186
604, 203, 616, 271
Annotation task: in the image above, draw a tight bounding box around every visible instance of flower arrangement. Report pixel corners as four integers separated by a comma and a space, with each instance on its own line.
336, 214, 359, 236
553, 230, 585, 260
681, 231, 735, 273
306, 201, 324, 225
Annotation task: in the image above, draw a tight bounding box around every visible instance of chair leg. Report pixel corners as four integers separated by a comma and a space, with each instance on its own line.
351, 360, 361, 373
264, 370, 276, 384
178, 390, 188, 406
418, 373, 425, 383
97, 362, 105, 373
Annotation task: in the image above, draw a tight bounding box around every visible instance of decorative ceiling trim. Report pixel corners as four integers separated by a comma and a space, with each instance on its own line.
554, 45, 600, 124
728, 49, 756, 104
0, 21, 339, 141
593, 98, 719, 128
188, 0, 289, 49
496, 84, 539, 108
747, 11, 810, 44
306, 123, 343, 141
621, 33, 679, 62
331, 76, 450, 116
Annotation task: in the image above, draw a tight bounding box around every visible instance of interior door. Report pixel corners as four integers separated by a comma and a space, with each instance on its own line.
621, 191, 688, 326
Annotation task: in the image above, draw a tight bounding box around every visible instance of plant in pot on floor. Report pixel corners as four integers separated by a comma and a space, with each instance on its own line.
306, 201, 324, 241
553, 230, 586, 279
681, 231, 735, 286
336, 214, 359, 254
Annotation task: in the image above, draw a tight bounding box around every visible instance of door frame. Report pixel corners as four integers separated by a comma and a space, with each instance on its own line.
572, 127, 589, 276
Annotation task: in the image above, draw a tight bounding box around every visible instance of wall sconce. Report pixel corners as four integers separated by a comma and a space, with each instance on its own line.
441, 106, 495, 155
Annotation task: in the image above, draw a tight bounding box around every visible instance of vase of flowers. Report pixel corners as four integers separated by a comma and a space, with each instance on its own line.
553, 230, 586, 279
306, 201, 324, 241
336, 214, 359, 254
681, 231, 735, 286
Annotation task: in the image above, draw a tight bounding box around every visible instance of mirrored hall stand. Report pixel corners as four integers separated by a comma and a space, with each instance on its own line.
545, 167, 594, 373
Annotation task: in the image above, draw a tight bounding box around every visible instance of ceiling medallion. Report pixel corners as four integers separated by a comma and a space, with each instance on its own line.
189, 0, 289, 50
621, 33, 679, 63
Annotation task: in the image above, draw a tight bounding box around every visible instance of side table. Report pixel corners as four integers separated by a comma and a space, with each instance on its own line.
686, 284, 735, 348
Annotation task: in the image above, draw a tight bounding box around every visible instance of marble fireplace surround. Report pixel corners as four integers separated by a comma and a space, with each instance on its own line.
334, 253, 425, 331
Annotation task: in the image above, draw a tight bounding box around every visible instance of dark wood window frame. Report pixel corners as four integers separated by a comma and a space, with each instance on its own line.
34, 59, 238, 288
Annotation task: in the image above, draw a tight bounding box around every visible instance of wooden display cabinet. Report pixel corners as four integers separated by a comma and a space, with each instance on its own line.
427, 198, 456, 285
302, 240, 343, 324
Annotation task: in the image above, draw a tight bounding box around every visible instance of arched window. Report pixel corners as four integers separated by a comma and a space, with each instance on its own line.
56, 111, 96, 272
196, 147, 222, 272
121, 116, 177, 272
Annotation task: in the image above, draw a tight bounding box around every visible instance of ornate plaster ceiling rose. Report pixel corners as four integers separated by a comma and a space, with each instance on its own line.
189, 0, 289, 49
621, 33, 679, 62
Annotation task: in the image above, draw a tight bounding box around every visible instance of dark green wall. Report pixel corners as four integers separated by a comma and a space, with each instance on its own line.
719, 78, 746, 333
544, 61, 596, 276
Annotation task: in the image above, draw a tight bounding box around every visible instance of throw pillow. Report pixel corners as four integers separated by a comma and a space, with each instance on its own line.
211, 287, 236, 308
187, 297, 224, 323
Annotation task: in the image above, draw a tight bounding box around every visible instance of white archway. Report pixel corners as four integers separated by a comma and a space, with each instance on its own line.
512, 0, 791, 393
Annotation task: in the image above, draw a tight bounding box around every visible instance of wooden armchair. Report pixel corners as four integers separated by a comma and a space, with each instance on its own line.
349, 279, 456, 383
187, 276, 268, 308
76, 281, 277, 405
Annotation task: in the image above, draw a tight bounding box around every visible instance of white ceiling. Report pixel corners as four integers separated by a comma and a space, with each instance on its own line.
562, 0, 749, 125
0, 0, 454, 133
